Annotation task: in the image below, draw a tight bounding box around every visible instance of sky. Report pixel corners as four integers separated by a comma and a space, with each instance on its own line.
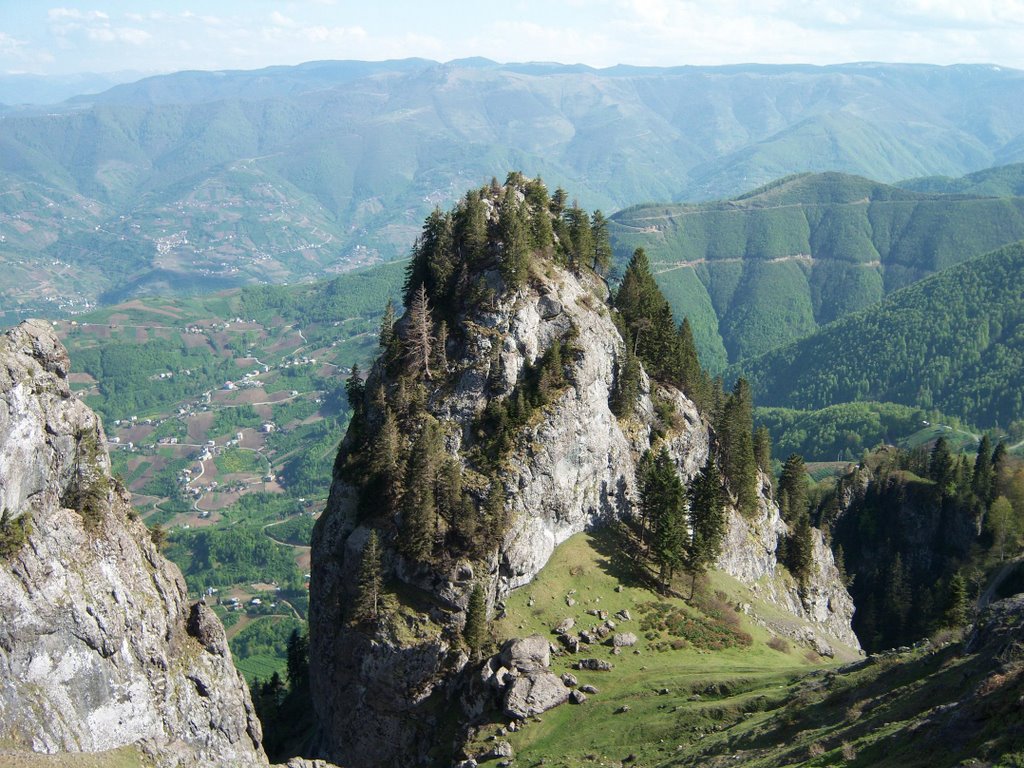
2, 0, 1024, 76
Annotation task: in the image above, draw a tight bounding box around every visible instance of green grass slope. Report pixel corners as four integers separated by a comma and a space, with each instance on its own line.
610, 172, 1024, 369
465, 529, 857, 767
732, 241, 1024, 430
476, 532, 1024, 768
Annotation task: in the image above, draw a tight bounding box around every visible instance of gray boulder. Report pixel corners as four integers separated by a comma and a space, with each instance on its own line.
576, 658, 614, 671
504, 671, 570, 718
611, 632, 638, 648
553, 617, 575, 635
500, 635, 550, 673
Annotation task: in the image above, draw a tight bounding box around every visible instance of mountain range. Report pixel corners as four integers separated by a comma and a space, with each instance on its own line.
610, 167, 1024, 369
4, 59, 1024, 321
733, 240, 1024, 430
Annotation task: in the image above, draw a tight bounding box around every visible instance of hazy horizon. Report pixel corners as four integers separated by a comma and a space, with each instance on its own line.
3, 1, 1024, 79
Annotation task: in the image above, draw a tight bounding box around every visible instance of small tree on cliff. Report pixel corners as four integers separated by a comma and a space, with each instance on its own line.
404, 283, 435, 380
352, 530, 385, 626
463, 582, 489, 659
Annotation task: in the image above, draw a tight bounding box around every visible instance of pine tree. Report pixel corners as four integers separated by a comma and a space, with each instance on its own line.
677, 317, 706, 405
778, 453, 808, 523
352, 530, 385, 626
379, 298, 397, 351
454, 189, 489, 268
643, 447, 688, 587
433, 320, 449, 374
526, 179, 555, 253
610, 343, 641, 419
549, 187, 568, 219
404, 208, 454, 306
590, 210, 612, 274
882, 553, 911, 643
929, 437, 956, 499
498, 190, 531, 289
942, 572, 970, 628
687, 454, 726, 599
463, 582, 489, 659
754, 426, 772, 473
344, 364, 367, 449
537, 339, 566, 399
345, 364, 365, 414
787, 512, 815, 588
400, 420, 442, 562
404, 283, 435, 380
436, 457, 465, 538
721, 378, 758, 517
991, 440, 1008, 504
368, 405, 403, 515
564, 202, 593, 272
285, 629, 309, 690
614, 248, 687, 383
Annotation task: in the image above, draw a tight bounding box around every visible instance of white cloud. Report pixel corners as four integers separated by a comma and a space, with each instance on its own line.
47, 8, 109, 21
270, 12, 299, 29
14, 0, 1024, 75
85, 27, 151, 46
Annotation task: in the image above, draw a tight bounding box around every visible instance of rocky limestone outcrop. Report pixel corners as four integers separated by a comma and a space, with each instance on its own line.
0, 320, 266, 767
473, 635, 569, 719
310, 264, 858, 768
716, 474, 859, 653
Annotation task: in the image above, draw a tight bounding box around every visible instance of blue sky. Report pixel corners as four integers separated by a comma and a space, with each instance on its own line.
2, 0, 1024, 75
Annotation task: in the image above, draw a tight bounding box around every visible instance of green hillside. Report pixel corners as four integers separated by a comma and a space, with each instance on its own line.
754, 402, 931, 462
899, 162, 1024, 196
610, 172, 1024, 369
732, 241, 1024, 430
5, 61, 1024, 320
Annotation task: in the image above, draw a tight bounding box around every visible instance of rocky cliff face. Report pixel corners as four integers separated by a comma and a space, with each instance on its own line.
310, 261, 859, 768
0, 320, 266, 767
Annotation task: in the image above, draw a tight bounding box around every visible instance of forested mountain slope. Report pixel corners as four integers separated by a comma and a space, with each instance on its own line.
609, 171, 1024, 368
733, 241, 1024, 429
4, 60, 1024, 320
899, 162, 1024, 196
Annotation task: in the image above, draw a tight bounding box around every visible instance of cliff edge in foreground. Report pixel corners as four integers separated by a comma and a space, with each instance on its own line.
0, 319, 267, 767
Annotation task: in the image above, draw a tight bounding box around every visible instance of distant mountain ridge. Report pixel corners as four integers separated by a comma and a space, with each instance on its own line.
898, 162, 1024, 197
3, 59, 1024, 320
610, 171, 1024, 369
731, 240, 1024, 429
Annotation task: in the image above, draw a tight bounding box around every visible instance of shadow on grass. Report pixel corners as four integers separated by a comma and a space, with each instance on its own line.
586, 520, 656, 591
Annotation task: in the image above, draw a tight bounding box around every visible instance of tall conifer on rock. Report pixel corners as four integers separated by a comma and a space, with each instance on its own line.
720, 378, 758, 517
590, 210, 612, 274
463, 583, 489, 660
400, 420, 443, 563
404, 283, 435, 380
687, 454, 726, 599
352, 530, 385, 626
778, 453, 808, 524
642, 447, 688, 587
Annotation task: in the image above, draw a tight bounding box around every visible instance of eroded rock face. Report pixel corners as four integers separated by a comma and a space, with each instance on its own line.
310, 266, 858, 768
716, 475, 860, 651
0, 321, 266, 767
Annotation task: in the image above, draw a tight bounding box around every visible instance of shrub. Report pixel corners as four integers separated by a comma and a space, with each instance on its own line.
0, 509, 31, 560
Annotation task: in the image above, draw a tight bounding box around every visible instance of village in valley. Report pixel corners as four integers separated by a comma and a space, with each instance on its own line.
50, 282, 390, 681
